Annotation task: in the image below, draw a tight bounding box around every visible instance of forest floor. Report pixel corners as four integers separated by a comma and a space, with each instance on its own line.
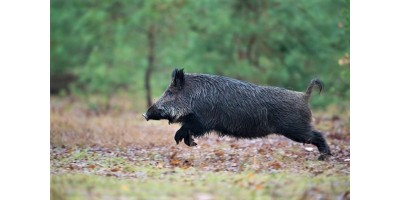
50, 97, 350, 200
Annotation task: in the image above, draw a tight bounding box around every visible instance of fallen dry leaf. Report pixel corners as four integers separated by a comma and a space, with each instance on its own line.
247, 173, 255, 179
255, 184, 264, 190
110, 167, 120, 172
156, 162, 164, 169
269, 161, 282, 170
170, 151, 178, 159
214, 149, 224, 157
170, 159, 180, 167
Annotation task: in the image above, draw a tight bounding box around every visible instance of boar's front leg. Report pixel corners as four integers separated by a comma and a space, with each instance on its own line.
174, 126, 197, 147
184, 131, 197, 147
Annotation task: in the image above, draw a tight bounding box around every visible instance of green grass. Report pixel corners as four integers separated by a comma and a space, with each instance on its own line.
51, 167, 349, 200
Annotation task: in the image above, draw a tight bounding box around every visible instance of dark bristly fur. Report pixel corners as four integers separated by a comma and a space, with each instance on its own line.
143, 69, 332, 160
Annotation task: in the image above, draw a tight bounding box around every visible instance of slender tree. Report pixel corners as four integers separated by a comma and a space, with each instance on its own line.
145, 25, 155, 107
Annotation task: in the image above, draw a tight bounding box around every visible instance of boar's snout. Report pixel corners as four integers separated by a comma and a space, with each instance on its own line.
143, 105, 165, 121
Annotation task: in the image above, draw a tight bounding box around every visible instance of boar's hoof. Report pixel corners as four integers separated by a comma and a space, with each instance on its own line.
184, 135, 197, 147
175, 137, 183, 145
174, 132, 185, 145
318, 154, 331, 161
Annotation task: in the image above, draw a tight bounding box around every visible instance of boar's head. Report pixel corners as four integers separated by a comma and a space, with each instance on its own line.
143, 69, 191, 123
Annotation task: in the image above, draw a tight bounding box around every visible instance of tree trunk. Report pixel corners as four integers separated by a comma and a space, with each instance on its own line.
145, 25, 155, 107
246, 34, 260, 68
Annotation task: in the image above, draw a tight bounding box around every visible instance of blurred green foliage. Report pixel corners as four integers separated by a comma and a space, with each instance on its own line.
51, 0, 349, 109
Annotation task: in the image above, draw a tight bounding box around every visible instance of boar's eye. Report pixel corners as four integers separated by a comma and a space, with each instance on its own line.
165, 90, 173, 95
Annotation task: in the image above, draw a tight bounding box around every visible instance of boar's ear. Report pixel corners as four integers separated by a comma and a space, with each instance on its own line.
171, 68, 185, 89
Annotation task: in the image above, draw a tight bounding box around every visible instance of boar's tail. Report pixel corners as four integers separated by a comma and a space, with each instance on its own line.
305, 79, 323, 101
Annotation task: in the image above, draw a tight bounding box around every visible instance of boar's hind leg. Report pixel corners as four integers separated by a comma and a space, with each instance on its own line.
283, 130, 332, 161
310, 131, 332, 160
174, 126, 197, 147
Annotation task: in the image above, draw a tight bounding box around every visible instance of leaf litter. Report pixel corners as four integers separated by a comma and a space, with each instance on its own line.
51, 99, 350, 199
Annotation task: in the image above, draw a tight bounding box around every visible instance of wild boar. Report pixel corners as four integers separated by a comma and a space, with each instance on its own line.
143, 69, 332, 160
